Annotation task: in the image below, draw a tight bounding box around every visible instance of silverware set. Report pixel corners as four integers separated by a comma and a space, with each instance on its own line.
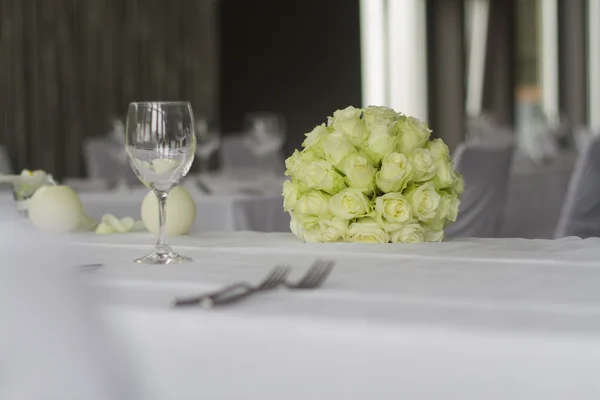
173, 260, 334, 308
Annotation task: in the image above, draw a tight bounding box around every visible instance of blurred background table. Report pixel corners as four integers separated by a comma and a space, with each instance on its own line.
0, 174, 291, 233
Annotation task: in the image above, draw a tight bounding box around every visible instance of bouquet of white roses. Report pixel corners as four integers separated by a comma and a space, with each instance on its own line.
282, 106, 464, 243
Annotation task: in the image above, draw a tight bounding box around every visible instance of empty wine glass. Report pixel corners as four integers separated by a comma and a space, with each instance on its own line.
126, 102, 196, 264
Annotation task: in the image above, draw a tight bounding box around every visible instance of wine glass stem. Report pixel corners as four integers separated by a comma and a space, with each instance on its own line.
155, 190, 168, 250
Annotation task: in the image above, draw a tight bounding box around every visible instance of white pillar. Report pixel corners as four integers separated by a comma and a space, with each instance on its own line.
465, 0, 490, 118
359, 0, 388, 107
589, 0, 600, 130
386, 0, 428, 121
540, 0, 559, 124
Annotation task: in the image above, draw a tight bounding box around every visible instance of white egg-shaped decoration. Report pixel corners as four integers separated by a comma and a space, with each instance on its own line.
141, 186, 196, 236
29, 185, 84, 234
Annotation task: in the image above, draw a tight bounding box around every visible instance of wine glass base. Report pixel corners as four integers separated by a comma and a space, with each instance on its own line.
135, 250, 192, 265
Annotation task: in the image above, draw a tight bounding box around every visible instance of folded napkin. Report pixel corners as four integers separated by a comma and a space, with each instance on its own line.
94, 214, 145, 234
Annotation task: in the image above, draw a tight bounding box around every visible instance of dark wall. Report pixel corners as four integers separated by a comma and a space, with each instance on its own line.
0, 0, 218, 178
218, 0, 362, 156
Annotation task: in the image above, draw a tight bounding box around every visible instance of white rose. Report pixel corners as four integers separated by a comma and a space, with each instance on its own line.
333, 105, 362, 120
292, 177, 310, 195
452, 172, 465, 195
375, 193, 412, 224
295, 191, 331, 218
432, 158, 455, 190
376, 152, 413, 193
405, 182, 442, 223
302, 123, 330, 149
347, 217, 390, 243
391, 222, 425, 243
435, 192, 452, 221
426, 138, 450, 161
343, 153, 376, 194
290, 212, 307, 239
285, 149, 319, 177
363, 106, 399, 130
329, 188, 371, 219
411, 148, 436, 182
396, 116, 432, 154
300, 160, 347, 195
332, 106, 368, 147
446, 193, 460, 222
424, 227, 444, 242
321, 131, 358, 170
318, 216, 349, 242
364, 121, 398, 164
302, 224, 324, 243
282, 180, 300, 212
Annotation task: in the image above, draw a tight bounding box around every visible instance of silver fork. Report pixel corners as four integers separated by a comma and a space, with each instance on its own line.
285, 260, 335, 290
173, 266, 291, 308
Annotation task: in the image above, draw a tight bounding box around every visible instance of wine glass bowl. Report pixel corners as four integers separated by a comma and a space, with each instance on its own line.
126, 102, 196, 264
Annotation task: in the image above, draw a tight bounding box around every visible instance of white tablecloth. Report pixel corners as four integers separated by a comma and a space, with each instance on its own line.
53, 232, 600, 399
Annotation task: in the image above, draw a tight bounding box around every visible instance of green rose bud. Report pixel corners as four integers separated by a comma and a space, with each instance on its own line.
321, 131, 358, 171
300, 160, 347, 195
375, 152, 413, 193
426, 138, 450, 161
332, 106, 368, 147
282, 180, 299, 212
343, 153, 376, 194
405, 182, 442, 223
329, 188, 371, 219
347, 217, 390, 243
390, 222, 425, 243
318, 216, 349, 242
397, 116, 432, 154
362, 106, 399, 130
363, 120, 399, 164
374, 193, 412, 224
411, 148, 436, 182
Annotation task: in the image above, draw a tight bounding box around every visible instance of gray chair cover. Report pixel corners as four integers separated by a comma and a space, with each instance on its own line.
220, 135, 285, 175
555, 135, 600, 238
445, 142, 515, 238
0, 145, 12, 174
84, 138, 139, 184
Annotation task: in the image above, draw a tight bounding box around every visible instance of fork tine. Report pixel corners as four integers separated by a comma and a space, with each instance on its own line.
309, 262, 334, 288
257, 266, 285, 289
303, 263, 329, 288
292, 260, 325, 287
259, 266, 290, 290
268, 267, 291, 288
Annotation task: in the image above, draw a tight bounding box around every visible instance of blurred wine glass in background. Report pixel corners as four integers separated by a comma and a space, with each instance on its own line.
242, 112, 286, 173
195, 117, 221, 174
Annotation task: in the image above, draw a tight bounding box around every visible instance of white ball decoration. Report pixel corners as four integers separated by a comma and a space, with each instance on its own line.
29, 185, 84, 234
141, 186, 196, 236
